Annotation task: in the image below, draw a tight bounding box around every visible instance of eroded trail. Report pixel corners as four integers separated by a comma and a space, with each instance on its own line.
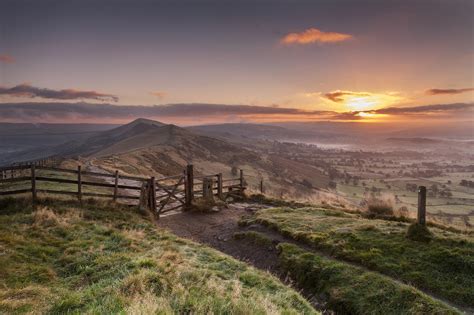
157, 203, 471, 315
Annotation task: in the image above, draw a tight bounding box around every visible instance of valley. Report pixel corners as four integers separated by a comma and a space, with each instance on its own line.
1, 118, 473, 229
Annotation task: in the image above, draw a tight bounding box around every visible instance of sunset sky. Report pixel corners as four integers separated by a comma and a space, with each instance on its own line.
0, 0, 473, 124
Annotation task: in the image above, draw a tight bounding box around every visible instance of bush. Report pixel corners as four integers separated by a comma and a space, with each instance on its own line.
367, 199, 394, 216
406, 223, 433, 243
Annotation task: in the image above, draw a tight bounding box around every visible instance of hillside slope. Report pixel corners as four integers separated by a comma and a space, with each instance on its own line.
56, 118, 329, 193
0, 197, 316, 314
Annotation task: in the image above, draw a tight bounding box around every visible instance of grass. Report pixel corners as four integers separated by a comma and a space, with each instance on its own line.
245, 206, 474, 307
406, 223, 433, 243
0, 197, 317, 314
277, 243, 460, 315
233, 231, 274, 247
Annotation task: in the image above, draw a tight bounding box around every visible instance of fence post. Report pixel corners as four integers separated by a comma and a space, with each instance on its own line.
203, 177, 214, 200
217, 173, 223, 199
417, 186, 426, 225
149, 177, 156, 212
113, 170, 119, 201
239, 169, 244, 192
77, 165, 82, 202
31, 165, 36, 204
185, 164, 194, 206
260, 178, 264, 194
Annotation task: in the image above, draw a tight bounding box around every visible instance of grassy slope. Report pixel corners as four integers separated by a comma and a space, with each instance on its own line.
278, 243, 459, 315
246, 207, 474, 308
0, 197, 316, 314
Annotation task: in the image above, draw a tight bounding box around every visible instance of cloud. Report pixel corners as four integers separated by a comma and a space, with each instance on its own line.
0, 84, 118, 102
369, 103, 474, 115
425, 88, 474, 95
281, 28, 353, 45
0, 54, 15, 64
0, 102, 471, 124
324, 90, 372, 103
150, 91, 167, 99
0, 102, 336, 123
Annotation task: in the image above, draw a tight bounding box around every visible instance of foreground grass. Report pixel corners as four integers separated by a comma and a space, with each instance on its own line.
244, 206, 474, 307
0, 197, 316, 314
278, 243, 459, 314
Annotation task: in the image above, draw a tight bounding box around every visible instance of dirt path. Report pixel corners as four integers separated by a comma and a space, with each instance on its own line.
157, 203, 330, 313
157, 202, 472, 315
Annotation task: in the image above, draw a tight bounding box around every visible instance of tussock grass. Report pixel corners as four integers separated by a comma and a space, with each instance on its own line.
277, 243, 460, 315
251, 206, 474, 307
0, 197, 317, 314
366, 198, 394, 217
406, 223, 433, 243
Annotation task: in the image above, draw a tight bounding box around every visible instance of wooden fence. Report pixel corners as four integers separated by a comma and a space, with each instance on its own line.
0, 163, 245, 218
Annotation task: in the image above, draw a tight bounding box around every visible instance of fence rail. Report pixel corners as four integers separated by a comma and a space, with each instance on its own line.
0, 163, 245, 218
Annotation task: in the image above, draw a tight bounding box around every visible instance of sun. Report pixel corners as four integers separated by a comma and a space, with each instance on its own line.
345, 96, 378, 111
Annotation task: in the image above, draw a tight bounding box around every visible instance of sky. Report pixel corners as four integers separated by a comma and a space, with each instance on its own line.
0, 0, 473, 124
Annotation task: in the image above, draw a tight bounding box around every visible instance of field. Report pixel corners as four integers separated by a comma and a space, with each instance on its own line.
252, 141, 474, 229
0, 197, 316, 314
240, 206, 474, 310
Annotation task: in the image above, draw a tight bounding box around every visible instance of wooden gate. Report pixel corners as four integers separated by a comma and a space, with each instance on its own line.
153, 174, 186, 217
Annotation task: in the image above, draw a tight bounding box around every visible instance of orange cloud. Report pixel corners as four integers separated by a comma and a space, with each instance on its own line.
322, 90, 403, 111
150, 91, 167, 99
425, 88, 474, 95
324, 90, 371, 103
0, 54, 15, 64
281, 28, 353, 45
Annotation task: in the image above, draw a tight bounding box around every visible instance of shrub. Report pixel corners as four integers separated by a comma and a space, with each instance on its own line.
367, 199, 394, 216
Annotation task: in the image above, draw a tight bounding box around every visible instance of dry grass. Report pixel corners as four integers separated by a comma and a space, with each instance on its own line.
366, 198, 394, 216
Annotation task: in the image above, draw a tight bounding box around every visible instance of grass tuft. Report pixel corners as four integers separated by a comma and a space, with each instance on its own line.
406, 223, 433, 243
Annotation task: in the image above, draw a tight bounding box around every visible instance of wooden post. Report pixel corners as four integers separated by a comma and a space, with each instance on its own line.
417, 186, 426, 225
239, 169, 244, 191
150, 177, 156, 212
185, 164, 194, 206
113, 170, 119, 201
260, 178, 264, 194
203, 177, 214, 200
31, 165, 36, 203
217, 173, 223, 199
77, 165, 82, 202
139, 180, 148, 212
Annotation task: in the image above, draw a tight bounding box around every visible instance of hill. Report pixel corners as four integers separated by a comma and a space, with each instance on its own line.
53, 118, 329, 193
0, 197, 316, 314
0, 123, 117, 165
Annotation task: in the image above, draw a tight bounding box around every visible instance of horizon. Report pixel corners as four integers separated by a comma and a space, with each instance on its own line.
1, 0, 473, 125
